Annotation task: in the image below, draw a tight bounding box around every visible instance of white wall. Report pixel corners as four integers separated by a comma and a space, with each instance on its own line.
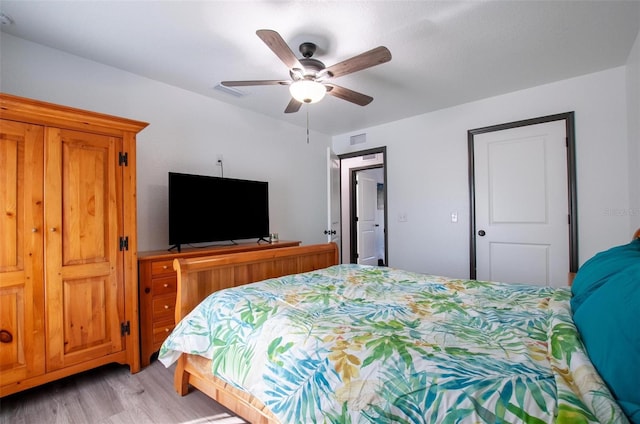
627, 30, 640, 233
333, 67, 633, 279
1, 34, 331, 251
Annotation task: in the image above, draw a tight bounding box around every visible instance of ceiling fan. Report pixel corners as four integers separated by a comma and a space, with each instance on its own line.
221, 29, 392, 113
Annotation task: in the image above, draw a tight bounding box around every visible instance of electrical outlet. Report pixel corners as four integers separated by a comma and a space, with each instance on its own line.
398, 212, 408, 222
451, 211, 458, 223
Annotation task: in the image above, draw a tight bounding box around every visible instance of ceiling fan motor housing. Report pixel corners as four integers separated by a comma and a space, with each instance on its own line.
288, 42, 328, 80
299, 42, 317, 58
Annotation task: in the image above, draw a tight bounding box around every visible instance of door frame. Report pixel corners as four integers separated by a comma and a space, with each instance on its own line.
339, 147, 388, 265
467, 112, 577, 279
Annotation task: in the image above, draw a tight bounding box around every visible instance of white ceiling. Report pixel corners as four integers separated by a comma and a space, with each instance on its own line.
1, 1, 638, 136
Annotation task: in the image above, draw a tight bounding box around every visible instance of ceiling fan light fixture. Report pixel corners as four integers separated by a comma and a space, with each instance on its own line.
289, 80, 326, 104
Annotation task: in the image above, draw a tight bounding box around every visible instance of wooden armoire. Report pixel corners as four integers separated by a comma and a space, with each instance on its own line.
0, 93, 148, 396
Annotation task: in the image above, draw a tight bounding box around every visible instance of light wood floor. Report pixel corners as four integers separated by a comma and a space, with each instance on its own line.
0, 360, 248, 424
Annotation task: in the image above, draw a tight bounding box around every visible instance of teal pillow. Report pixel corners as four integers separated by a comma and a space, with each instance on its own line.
571, 238, 640, 313
573, 262, 640, 422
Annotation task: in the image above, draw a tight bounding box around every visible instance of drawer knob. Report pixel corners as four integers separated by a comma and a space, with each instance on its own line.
163, 283, 169, 288
0, 329, 13, 344
165, 328, 170, 332
164, 305, 169, 309
144, 287, 151, 294
162, 265, 168, 270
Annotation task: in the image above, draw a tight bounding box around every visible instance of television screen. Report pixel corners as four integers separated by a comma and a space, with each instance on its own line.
168, 172, 269, 250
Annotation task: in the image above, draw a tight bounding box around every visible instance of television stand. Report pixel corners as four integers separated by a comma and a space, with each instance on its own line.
138, 240, 301, 367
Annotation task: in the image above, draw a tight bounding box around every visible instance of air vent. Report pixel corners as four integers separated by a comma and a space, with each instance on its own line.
350, 133, 366, 145
362, 154, 377, 160
214, 84, 246, 97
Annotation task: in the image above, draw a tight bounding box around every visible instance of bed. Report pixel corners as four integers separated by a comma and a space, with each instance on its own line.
159, 234, 640, 423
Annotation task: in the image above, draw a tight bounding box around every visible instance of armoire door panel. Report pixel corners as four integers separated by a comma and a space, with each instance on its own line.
0, 289, 22, 370
45, 128, 124, 370
0, 136, 20, 271
62, 276, 119, 354
0, 119, 45, 384
60, 131, 117, 266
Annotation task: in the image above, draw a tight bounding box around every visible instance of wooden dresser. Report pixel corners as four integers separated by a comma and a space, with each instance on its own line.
138, 240, 301, 366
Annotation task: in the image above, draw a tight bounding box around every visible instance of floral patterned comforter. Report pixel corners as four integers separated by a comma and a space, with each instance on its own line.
159, 264, 627, 424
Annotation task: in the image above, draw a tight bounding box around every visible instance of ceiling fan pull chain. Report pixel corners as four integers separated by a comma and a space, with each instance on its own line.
306, 107, 310, 144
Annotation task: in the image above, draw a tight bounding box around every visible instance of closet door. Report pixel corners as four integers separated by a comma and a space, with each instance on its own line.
45, 128, 125, 369
0, 120, 45, 384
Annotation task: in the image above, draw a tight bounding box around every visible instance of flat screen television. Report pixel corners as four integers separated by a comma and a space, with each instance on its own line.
168, 172, 269, 251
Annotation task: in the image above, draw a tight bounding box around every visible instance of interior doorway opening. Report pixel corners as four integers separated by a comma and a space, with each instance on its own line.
339, 147, 388, 265
352, 167, 385, 265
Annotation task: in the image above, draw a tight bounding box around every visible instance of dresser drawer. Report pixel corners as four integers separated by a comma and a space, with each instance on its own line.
152, 275, 176, 295
152, 294, 176, 320
151, 259, 175, 276
152, 319, 175, 345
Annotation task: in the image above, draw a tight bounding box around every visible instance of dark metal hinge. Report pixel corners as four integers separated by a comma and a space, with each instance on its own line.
119, 152, 128, 166
121, 321, 130, 336
119, 236, 129, 251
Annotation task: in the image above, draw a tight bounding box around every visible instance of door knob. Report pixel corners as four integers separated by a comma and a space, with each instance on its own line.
478, 230, 486, 236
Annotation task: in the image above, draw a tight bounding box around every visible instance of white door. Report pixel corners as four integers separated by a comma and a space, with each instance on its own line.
327, 148, 341, 256
474, 120, 569, 287
356, 172, 378, 265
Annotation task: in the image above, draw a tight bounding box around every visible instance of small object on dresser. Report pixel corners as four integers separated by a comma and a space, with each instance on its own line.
270, 233, 279, 243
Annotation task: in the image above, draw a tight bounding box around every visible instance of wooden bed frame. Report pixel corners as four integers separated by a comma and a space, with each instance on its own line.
171, 242, 339, 424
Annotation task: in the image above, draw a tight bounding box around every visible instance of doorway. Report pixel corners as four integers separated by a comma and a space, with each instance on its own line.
353, 167, 385, 265
468, 112, 577, 286
339, 147, 388, 265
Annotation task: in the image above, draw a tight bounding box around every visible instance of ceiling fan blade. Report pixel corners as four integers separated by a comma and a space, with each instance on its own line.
221, 80, 289, 87
325, 46, 391, 79
284, 98, 302, 113
256, 29, 303, 70
325, 84, 373, 106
